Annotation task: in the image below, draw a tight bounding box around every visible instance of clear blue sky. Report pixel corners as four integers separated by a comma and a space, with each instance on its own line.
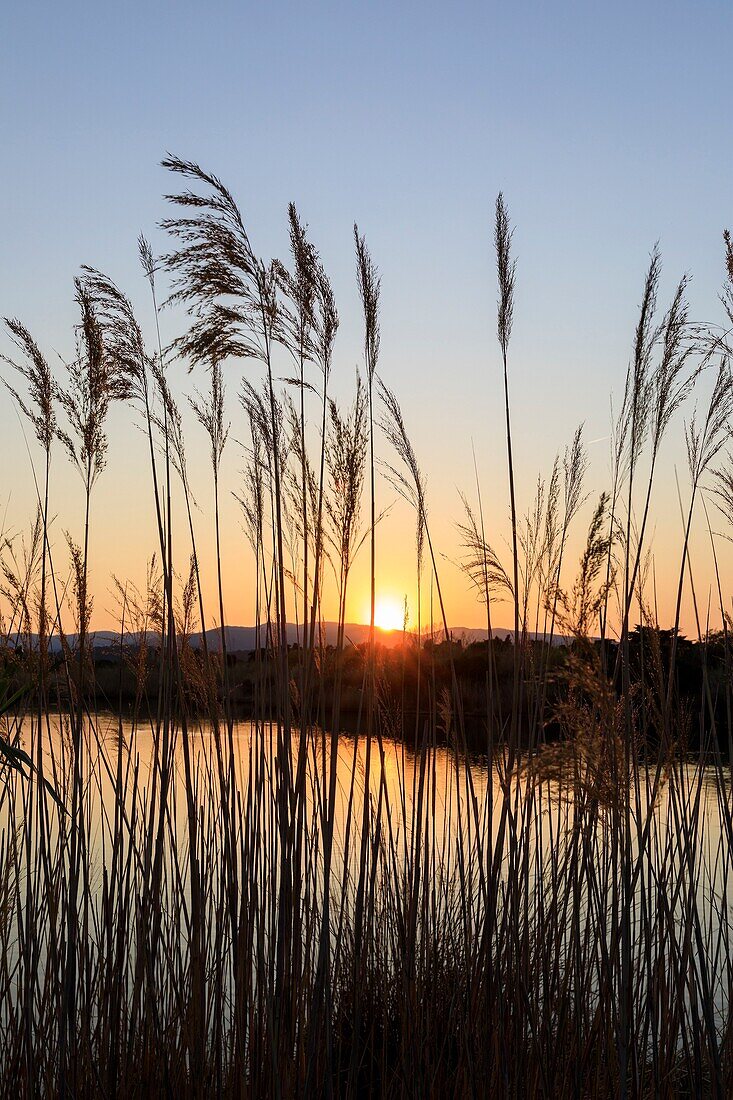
1, 1, 731, 629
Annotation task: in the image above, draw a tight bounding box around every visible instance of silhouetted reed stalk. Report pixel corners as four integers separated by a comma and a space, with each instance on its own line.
345, 225, 387, 1092
532, 427, 587, 742
599, 391, 628, 668
495, 193, 521, 750
306, 267, 338, 659
55, 279, 129, 1095
190, 359, 230, 675
275, 204, 319, 656
618, 250, 659, 686
303, 375, 370, 1082
1, 321, 55, 660
468, 448, 499, 735
667, 360, 733, 711
138, 235, 181, 754
1, 318, 57, 1095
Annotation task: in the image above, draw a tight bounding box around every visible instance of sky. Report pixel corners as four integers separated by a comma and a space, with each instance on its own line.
1, 0, 732, 636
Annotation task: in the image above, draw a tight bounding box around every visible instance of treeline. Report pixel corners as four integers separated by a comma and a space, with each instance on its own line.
3, 626, 729, 754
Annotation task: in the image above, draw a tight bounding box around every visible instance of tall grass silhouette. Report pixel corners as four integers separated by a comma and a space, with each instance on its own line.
0, 161, 733, 1097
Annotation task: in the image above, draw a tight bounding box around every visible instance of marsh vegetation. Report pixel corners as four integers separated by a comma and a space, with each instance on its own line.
1, 165, 733, 1096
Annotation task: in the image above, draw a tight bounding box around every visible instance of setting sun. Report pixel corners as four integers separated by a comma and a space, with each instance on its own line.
374, 597, 406, 633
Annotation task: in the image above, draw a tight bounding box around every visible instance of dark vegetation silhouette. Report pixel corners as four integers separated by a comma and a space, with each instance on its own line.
1, 164, 733, 1095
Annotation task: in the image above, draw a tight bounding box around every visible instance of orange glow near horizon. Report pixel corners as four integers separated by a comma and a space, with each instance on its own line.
374, 597, 406, 633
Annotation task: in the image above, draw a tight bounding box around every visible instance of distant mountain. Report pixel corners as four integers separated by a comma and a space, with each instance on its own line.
7, 623, 574, 653
195, 624, 574, 650
6, 631, 161, 654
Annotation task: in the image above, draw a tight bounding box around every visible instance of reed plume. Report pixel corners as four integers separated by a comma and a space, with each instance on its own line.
495, 192, 521, 746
